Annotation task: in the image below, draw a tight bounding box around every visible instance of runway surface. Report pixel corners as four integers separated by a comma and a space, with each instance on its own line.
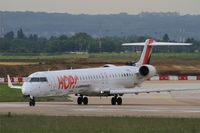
0, 81, 200, 118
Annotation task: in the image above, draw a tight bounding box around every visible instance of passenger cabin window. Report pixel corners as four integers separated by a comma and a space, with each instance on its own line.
112, 74, 115, 78
30, 77, 48, 82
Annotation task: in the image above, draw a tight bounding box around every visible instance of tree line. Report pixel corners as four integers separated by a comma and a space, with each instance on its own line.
0, 29, 199, 54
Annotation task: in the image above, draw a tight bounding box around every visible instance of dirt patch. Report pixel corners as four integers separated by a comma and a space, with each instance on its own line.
1, 59, 200, 77
0, 62, 39, 66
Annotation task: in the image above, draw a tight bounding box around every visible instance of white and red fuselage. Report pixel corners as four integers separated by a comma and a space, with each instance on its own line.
22, 39, 156, 98
22, 65, 143, 97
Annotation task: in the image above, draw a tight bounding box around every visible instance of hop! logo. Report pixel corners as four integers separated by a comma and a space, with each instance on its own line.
57, 75, 78, 89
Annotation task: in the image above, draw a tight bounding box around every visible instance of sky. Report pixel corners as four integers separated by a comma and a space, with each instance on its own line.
0, 0, 200, 15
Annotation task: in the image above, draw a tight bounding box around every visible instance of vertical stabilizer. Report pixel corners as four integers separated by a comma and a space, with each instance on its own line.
136, 39, 154, 66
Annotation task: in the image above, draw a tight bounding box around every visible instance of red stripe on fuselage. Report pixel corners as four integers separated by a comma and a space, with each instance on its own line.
143, 39, 153, 64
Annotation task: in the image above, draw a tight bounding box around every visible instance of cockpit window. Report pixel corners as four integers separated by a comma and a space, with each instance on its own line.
29, 77, 48, 82
40, 77, 48, 82
30, 77, 39, 82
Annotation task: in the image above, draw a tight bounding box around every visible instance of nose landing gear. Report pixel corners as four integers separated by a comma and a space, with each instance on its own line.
29, 96, 35, 106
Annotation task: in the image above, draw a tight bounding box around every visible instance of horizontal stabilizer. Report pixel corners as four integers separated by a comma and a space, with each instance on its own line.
122, 42, 192, 46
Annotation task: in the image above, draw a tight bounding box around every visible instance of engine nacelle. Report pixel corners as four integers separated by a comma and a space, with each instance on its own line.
139, 65, 157, 78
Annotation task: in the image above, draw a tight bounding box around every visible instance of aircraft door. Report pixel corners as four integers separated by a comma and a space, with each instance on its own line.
47, 73, 57, 94
35, 77, 50, 96
100, 72, 109, 92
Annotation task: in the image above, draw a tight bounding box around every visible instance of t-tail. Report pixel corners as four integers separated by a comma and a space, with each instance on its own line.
123, 39, 192, 67
123, 39, 192, 78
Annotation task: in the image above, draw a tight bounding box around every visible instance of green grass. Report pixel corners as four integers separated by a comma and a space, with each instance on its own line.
0, 84, 24, 102
0, 84, 69, 102
0, 53, 89, 61
0, 115, 200, 133
0, 52, 199, 62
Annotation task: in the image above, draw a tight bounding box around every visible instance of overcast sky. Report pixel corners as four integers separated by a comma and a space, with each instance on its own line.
0, 0, 199, 15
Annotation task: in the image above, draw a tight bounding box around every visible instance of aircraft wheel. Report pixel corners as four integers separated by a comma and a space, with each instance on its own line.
111, 97, 117, 105
83, 97, 88, 105
32, 98, 35, 106
29, 97, 35, 106
117, 97, 122, 105
29, 101, 32, 106
77, 97, 83, 105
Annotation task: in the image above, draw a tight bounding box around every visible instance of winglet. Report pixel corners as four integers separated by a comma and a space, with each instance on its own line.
7, 75, 22, 89
7, 75, 13, 88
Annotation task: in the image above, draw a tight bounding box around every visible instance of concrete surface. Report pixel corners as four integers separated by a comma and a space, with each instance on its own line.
0, 81, 200, 118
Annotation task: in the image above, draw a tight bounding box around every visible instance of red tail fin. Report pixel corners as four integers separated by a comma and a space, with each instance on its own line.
137, 39, 154, 66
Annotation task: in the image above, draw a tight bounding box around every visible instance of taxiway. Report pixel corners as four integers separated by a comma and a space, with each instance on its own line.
0, 81, 200, 117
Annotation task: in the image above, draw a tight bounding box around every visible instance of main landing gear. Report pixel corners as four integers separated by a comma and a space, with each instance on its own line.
29, 96, 35, 106
111, 95, 122, 105
77, 95, 88, 105
76, 95, 122, 105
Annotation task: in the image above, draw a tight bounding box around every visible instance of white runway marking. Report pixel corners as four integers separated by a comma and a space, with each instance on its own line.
1, 103, 200, 117
74, 107, 200, 113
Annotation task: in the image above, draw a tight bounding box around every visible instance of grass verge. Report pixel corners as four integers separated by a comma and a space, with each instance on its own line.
0, 84, 69, 102
0, 115, 200, 133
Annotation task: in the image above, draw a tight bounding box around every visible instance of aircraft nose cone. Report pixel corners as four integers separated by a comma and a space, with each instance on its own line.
22, 83, 30, 96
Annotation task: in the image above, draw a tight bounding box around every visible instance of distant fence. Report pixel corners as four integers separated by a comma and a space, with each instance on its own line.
0, 77, 27, 84
1, 75, 200, 84
150, 75, 200, 81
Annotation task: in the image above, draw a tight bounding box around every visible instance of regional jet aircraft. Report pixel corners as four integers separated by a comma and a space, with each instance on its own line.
7, 39, 197, 106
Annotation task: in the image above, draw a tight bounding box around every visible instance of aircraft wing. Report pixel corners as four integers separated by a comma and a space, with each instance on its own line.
7, 75, 22, 89
110, 87, 200, 95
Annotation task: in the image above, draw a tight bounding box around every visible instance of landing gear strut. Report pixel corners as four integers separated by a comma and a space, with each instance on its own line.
77, 95, 88, 105
111, 95, 122, 105
29, 96, 35, 106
